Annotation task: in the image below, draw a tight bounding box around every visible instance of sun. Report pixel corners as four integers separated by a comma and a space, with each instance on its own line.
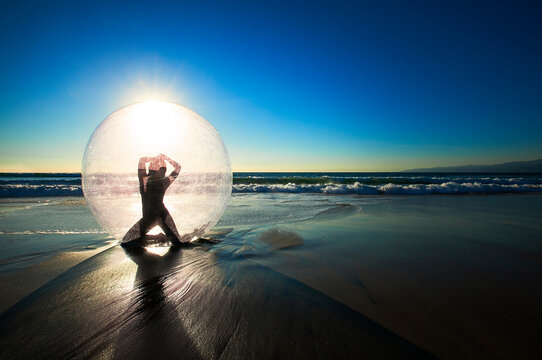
126, 100, 187, 154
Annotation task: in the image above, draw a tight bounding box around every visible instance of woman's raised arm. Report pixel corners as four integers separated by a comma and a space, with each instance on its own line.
159, 154, 181, 182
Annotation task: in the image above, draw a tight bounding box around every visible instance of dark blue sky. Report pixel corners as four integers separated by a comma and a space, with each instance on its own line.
1, 0, 541, 171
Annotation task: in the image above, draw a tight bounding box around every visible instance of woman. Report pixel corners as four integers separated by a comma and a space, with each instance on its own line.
122, 153, 184, 247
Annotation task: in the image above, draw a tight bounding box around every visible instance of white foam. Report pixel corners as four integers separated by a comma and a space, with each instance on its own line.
2, 175, 542, 197
232, 182, 542, 195
2, 229, 107, 235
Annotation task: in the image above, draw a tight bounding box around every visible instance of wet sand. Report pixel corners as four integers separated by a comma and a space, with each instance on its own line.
0, 244, 114, 312
0, 245, 430, 359
1, 194, 542, 359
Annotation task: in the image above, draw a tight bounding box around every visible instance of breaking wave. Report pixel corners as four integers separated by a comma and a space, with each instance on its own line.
1, 173, 542, 196
0, 229, 108, 235
232, 182, 542, 194
0, 184, 83, 197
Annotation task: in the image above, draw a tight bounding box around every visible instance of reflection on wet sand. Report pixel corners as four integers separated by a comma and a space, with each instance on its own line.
116, 246, 204, 359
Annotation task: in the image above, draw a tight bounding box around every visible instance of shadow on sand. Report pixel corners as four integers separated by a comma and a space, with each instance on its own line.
115, 243, 204, 359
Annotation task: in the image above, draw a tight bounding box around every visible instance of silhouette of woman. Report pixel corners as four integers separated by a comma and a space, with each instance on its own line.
122, 153, 184, 247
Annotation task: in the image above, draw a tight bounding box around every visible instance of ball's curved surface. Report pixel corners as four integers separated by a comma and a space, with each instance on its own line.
82, 101, 232, 244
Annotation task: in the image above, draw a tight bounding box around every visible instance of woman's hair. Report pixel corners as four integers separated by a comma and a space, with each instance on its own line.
148, 156, 166, 171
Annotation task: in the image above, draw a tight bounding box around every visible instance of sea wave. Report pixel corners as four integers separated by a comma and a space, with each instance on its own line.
0, 184, 83, 197
233, 182, 542, 195
232, 175, 542, 186
0, 229, 107, 235
1, 173, 542, 196
2, 182, 542, 196
0, 178, 81, 185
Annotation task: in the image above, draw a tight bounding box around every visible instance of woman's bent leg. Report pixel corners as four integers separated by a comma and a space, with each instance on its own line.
159, 212, 184, 246
122, 217, 153, 246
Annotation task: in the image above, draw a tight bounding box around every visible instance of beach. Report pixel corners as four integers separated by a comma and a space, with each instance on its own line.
1, 174, 542, 358
3, 0, 542, 357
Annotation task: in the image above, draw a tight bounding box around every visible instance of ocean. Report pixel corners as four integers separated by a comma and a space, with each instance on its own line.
1, 172, 541, 273
1, 172, 542, 196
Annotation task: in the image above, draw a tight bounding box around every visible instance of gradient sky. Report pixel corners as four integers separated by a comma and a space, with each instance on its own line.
1, 0, 541, 172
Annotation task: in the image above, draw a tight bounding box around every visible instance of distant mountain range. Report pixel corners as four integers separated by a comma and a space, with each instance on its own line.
404, 158, 542, 173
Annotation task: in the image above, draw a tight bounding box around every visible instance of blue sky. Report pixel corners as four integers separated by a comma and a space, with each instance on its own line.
1, 0, 541, 171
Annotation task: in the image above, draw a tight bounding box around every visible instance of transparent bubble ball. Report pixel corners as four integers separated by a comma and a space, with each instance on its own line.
82, 101, 232, 244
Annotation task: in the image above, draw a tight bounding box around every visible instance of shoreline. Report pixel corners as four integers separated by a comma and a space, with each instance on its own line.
1, 193, 541, 358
